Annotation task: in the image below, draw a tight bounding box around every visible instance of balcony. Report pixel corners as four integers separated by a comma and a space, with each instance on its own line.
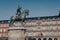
9, 27, 26, 30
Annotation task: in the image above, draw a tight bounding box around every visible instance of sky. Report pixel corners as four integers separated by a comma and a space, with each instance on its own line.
0, 0, 60, 20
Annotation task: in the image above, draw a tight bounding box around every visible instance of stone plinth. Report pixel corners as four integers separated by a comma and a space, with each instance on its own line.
8, 27, 26, 40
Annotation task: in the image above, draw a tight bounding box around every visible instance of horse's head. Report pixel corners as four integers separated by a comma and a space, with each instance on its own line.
22, 9, 29, 16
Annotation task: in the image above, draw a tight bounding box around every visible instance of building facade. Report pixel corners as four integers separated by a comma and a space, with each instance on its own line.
0, 20, 9, 40
8, 14, 60, 40
0, 14, 60, 40
0, 7, 60, 40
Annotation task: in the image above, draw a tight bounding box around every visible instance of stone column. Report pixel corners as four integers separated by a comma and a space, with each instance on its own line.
36, 38, 38, 40
41, 38, 43, 40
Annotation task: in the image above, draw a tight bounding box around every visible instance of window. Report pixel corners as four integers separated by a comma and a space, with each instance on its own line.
32, 38, 36, 40
28, 37, 32, 40
38, 38, 41, 40
0, 24, 3, 27
6, 24, 9, 27
34, 33, 36, 36
42, 19, 45, 21
4, 24, 6, 27
43, 38, 47, 40
48, 38, 52, 40
4, 29, 6, 32
25, 38, 26, 40
6, 38, 8, 40
54, 38, 58, 40
0, 24, 1, 27
28, 33, 31, 36
0, 34, 2, 37
52, 18, 55, 20
58, 18, 60, 20
3, 33, 6, 37
48, 18, 50, 20
0, 29, 2, 32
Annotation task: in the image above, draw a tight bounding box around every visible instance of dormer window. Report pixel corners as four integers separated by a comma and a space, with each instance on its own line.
38, 17, 40, 20
42, 19, 45, 22
2, 21, 4, 23
57, 18, 60, 20
52, 18, 55, 20
33, 20, 36, 22
48, 18, 50, 20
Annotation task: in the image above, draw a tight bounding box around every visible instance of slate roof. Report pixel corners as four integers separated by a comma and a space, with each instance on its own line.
0, 13, 60, 23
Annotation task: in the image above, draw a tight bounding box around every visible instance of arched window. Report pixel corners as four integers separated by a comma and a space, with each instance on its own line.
38, 38, 41, 40
25, 38, 26, 40
43, 38, 47, 40
48, 38, 52, 40
6, 38, 8, 40
54, 38, 58, 40
32, 38, 36, 40
28, 37, 32, 40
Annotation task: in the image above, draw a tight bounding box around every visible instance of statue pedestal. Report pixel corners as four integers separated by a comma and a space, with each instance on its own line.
8, 27, 26, 40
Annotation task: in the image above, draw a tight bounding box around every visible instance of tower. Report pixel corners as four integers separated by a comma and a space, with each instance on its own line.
8, 5, 29, 40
